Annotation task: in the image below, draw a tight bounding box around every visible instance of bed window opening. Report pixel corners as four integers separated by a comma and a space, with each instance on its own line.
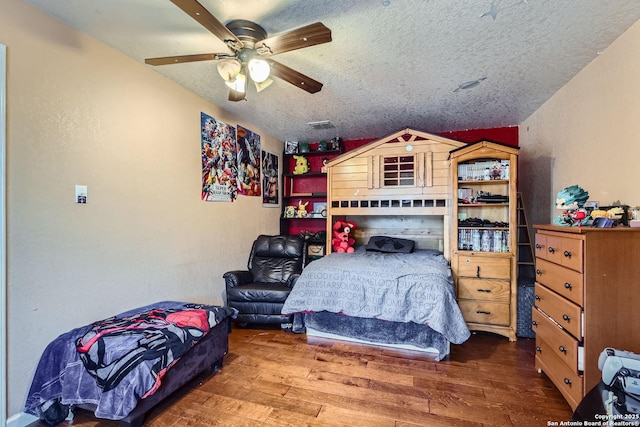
436, 199, 446, 207
413, 199, 423, 207
382, 155, 415, 187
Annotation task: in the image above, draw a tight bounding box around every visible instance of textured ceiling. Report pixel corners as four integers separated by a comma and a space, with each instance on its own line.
23, 0, 640, 142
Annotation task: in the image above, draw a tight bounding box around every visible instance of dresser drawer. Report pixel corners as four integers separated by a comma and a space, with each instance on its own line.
456, 255, 510, 280
545, 235, 583, 272
535, 336, 583, 410
532, 308, 580, 372
457, 278, 510, 302
534, 283, 582, 339
459, 300, 510, 326
535, 258, 584, 306
534, 233, 547, 260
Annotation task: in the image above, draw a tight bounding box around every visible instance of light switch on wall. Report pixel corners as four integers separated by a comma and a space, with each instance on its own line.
75, 185, 87, 204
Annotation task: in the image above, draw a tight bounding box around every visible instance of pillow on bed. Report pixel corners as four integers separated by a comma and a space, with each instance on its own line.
365, 236, 415, 253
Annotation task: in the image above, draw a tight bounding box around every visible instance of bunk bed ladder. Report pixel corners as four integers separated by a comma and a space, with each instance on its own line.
516, 192, 537, 338
516, 192, 535, 284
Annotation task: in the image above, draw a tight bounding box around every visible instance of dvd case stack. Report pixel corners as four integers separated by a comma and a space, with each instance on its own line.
458, 229, 510, 252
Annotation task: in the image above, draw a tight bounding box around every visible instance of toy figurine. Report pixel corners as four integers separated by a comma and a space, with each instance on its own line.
553, 185, 590, 226
284, 206, 296, 218
293, 155, 308, 175
296, 200, 309, 218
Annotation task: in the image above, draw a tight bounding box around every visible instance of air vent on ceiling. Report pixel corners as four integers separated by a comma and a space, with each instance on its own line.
307, 120, 335, 130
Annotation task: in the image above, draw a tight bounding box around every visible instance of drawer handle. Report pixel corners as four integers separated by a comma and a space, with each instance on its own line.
564, 378, 572, 385
476, 310, 491, 315
536, 269, 542, 276
564, 282, 573, 290
559, 346, 567, 353
532, 320, 538, 327
534, 295, 541, 301
535, 243, 542, 249
548, 247, 555, 254
562, 314, 570, 321
536, 346, 542, 353
476, 266, 480, 278
477, 289, 492, 293
563, 250, 572, 258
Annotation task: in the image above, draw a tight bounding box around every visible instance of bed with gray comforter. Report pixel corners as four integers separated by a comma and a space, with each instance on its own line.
281, 247, 470, 360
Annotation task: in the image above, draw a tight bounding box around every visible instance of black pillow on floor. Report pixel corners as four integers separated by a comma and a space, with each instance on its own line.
366, 236, 415, 253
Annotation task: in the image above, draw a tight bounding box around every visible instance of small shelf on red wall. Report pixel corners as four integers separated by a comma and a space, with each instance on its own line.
280, 146, 342, 239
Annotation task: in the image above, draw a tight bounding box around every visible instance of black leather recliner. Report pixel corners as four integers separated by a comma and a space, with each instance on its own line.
224, 234, 306, 328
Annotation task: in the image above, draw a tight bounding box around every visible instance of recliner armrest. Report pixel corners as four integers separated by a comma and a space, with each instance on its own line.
287, 273, 301, 288
223, 270, 253, 289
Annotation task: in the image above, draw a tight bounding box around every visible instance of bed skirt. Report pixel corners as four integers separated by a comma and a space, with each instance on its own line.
293, 311, 451, 360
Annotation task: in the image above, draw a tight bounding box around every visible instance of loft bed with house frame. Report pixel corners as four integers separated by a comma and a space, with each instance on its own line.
281, 128, 472, 360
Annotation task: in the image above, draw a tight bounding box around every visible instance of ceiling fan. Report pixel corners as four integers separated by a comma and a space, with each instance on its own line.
145, 0, 332, 101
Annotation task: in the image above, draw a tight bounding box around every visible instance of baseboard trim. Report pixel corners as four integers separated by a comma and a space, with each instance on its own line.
7, 412, 38, 427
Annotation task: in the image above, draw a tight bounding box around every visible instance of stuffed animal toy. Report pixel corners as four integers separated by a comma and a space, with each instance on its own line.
296, 200, 309, 218
332, 220, 357, 253
293, 155, 308, 175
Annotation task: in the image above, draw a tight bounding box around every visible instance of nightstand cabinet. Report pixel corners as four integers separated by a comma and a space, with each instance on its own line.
532, 224, 640, 410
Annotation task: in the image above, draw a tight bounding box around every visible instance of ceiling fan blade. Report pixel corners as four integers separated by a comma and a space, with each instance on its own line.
268, 60, 323, 94
170, 0, 243, 51
145, 53, 231, 66
228, 88, 246, 102
255, 22, 331, 56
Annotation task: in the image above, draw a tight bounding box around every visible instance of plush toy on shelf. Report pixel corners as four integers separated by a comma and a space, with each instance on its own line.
296, 200, 309, 218
332, 220, 357, 253
292, 155, 308, 175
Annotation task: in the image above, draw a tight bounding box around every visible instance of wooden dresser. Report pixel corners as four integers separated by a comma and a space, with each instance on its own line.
533, 224, 640, 410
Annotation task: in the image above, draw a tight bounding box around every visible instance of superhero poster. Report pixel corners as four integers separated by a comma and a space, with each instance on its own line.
201, 113, 237, 202
261, 150, 279, 206
236, 125, 261, 197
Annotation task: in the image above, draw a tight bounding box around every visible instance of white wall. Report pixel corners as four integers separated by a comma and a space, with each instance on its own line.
519, 20, 640, 225
1, 0, 281, 418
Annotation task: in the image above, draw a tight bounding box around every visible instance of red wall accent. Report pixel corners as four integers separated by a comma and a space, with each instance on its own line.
437, 126, 519, 147
341, 126, 519, 150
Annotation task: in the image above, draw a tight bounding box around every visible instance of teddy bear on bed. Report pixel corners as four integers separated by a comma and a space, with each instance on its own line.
332, 220, 357, 253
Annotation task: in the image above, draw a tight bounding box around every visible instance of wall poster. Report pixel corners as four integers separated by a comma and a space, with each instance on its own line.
236, 125, 261, 197
261, 150, 279, 206
201, 112, 237, 202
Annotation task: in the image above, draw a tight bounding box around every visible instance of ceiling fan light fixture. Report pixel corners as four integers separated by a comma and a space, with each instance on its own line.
248, 58, 270, 83
254, 78, 273, 93
217, 58, 242, 82
225, 72, 247, 93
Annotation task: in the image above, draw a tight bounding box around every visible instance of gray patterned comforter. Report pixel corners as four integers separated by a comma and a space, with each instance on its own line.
282, 248, 471, 345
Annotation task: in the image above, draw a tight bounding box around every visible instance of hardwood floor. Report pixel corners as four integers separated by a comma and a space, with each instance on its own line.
42, 327, 573, 427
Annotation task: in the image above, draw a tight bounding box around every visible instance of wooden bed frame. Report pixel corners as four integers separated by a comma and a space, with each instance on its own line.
296, 128, 469, 356
324, 128, 466, 260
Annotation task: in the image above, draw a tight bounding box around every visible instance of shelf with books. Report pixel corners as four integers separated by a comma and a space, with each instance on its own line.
449, 140, 519, 341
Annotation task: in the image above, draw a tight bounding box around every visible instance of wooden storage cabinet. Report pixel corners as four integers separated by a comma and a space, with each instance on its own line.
450, 141, 519, 341
532, 224, 640, 410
